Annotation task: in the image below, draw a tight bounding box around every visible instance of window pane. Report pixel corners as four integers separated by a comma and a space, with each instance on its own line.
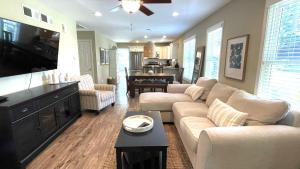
257, 0, 300, 110
183, 37, 196, 82
205, 26, 223, 79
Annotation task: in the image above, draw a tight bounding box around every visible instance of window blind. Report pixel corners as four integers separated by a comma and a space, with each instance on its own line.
183, 36, 196, 82
257, 0, 300, 109
204, 24, 223, 79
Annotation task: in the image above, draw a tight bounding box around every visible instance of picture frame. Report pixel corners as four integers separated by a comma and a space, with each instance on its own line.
100, 48, 109, 65
224, 34, 249, 80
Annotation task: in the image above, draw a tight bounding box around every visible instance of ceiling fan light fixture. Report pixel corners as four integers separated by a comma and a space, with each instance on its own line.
122, 0, 141, 14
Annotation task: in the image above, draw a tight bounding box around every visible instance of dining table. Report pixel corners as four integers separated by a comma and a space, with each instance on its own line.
128, 72, 175, 97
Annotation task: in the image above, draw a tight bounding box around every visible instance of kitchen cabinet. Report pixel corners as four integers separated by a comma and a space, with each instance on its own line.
144, 42, 155, 58
155, 46, 171, 59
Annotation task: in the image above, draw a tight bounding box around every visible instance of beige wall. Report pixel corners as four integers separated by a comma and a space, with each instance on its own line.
0, 0, 80, 96
176, 0, 266, 93
77, 31, 116, 83
95, 31, 116, 83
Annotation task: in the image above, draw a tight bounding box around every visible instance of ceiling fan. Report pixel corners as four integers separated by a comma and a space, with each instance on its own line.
110, 0, 172, 16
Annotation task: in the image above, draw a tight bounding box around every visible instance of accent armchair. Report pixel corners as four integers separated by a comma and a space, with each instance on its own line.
78, 74, 116, 113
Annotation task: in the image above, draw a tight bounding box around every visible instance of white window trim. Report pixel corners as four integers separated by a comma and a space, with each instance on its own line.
207, 21, 224, 33
204, 21, 224, 80
183, 35, 196, 82
184, 35, 196, 43
254, 0, 282, 94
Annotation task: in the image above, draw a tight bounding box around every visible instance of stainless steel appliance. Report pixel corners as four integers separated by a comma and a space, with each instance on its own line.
129, 52, 143, 71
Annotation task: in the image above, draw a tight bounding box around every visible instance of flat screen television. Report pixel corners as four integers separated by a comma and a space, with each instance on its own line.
0, 17, 60, 77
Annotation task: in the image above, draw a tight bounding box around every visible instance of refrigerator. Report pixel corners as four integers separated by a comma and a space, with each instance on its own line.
129, 52, 143, 71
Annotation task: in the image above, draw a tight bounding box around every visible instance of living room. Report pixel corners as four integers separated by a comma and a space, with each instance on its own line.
0, 0, 299, 169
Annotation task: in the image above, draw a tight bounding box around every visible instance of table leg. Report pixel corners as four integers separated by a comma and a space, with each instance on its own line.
161, 149, 167, 169
116, 149, 122, 169
164, 85, 167, 93
129, 82, 135, 98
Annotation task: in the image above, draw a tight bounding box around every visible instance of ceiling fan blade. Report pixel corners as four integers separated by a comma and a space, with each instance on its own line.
142, 0, 171, 3
139, 5, 154, 16
110, 4, 122, 12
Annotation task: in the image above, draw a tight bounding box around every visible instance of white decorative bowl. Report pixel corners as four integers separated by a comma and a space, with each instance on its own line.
148, 70, 154, 74
123, 115, 154, 133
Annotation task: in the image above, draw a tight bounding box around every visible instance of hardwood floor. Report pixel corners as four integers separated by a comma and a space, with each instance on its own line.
27, 80, 192, 169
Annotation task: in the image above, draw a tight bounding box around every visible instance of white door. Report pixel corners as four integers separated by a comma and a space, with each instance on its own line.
78, 40, 95, 79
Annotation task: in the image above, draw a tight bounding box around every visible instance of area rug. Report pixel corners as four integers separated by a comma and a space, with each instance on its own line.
102, 124, 193, 169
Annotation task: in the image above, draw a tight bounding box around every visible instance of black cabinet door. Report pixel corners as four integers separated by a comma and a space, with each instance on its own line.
69, 93, 81, 117
39, 106, 58, 140
55, 98, 71, 127
12, 113, 40, 160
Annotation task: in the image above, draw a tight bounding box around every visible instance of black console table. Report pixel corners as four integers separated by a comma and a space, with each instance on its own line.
0, 82, 81, 169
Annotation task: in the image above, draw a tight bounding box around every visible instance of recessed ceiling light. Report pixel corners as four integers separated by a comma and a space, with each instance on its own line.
172, 11, 179, 17
162, 35, 167, 39
144, 35, 148, 39
94, 11, 102, 17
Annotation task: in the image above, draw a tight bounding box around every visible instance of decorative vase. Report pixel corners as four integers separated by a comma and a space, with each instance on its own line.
148, 70, 154, 74
47, 74, 53, 84
59, 73, 65, 83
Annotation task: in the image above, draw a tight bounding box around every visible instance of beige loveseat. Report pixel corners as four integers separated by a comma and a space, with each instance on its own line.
139, 78, 300, 169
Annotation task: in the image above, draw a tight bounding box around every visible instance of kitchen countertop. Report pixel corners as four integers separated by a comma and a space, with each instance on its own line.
143, 65, 179, 69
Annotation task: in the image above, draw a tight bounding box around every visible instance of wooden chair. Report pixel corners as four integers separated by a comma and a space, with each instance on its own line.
125, 67, 130, 94
174, 68, 184, 84
154, 66, 164, 73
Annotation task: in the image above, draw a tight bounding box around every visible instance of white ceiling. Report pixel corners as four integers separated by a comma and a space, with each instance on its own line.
41, 0, 231, 42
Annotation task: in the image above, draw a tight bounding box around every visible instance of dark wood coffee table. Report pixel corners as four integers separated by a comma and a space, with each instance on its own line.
115, 111, 168, 169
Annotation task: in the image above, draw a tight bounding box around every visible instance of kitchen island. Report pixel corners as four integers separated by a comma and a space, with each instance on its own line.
142, 65, 181, 81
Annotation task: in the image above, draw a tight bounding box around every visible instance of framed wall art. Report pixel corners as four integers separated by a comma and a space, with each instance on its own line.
224, 34, 249, 80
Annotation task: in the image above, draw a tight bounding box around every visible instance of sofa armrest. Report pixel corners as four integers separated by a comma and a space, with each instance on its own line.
79, 90, 99, 96
167, 84, 192, 93
94, 84, 116, 92
196, 125, 300, 169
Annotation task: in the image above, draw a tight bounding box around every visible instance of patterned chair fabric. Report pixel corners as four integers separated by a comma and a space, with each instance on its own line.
78, 74, 116, 111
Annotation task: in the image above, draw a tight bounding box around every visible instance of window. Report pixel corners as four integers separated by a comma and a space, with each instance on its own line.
257, 0, 300, 109
183, 36, 196, 81
204, 22, 223, 79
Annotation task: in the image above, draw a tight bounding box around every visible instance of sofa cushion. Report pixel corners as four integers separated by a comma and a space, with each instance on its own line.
196, 77, 217, 100
207, 99, 248, 127
139, 92, 193, 112
173, 102, 208, 121
206, 83, 237, 106
227, 90, 290, 125
184, 85, 204, 101
180, 117, 216, 153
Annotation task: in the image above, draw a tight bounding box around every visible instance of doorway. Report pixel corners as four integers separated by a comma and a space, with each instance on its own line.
78, 40, 95, 80
116, 48, 129, 96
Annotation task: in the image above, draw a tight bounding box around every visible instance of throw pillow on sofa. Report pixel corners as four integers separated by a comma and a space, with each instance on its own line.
184, 85, 205, 101
196, 77, 217, 100
206, 83, 237, 106
207, 99, 248, 127
227, 90, 290, 125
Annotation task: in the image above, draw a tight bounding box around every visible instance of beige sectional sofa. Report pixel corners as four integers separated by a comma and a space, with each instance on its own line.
139, 78, 300, 169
